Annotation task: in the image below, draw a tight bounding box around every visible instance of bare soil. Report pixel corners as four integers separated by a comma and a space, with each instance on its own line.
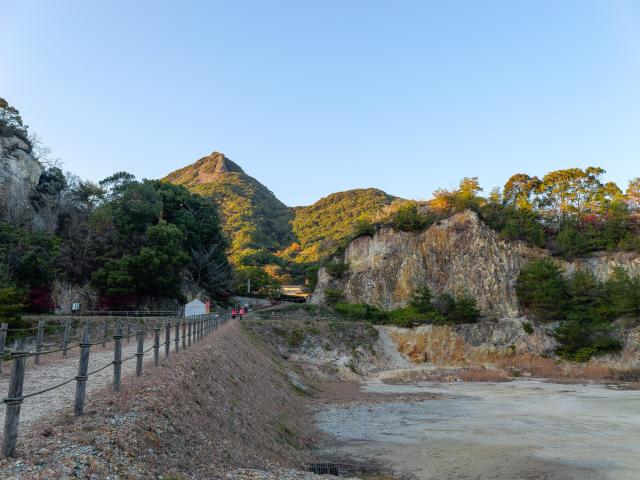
315, 377, 640, 480
0, 321, 322, 479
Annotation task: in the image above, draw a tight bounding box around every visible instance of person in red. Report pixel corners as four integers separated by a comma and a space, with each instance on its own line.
231, 307, 236, 319
239, 307, 245, 320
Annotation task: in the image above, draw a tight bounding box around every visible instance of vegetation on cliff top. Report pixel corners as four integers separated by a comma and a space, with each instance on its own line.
372, 170, 640, 259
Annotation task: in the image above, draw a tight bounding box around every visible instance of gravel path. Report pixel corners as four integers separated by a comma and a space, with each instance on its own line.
0, 336, 159, 435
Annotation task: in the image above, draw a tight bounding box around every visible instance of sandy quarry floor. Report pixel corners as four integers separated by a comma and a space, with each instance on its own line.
314, 377, 640, 480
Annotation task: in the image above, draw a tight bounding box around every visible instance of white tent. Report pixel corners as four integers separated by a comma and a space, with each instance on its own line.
184, 298, 206, 317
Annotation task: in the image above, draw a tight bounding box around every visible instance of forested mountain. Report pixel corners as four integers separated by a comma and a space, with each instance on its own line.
164, 152, 294, 267
164, 155, 398, 287
290, 188, 396, 263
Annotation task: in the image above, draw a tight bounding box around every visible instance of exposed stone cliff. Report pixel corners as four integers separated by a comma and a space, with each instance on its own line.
310, 210, 640, 318
0, 130, 42, 220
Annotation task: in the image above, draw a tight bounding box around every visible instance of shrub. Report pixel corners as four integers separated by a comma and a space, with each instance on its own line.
392, 203, 429, 232
324, 288, 344, 304
448, 295, 481, 324
433, 293, 456, 317
572, 346, 599, 363
287, 329, 305, 348
0, 285, 27, 332
554, 312, 622, 361
334, 302, 388, 323
351, 219, 376, 239
480, 204, 546, 247
522, 322, 534, 335
324, 261, 350, 278
410, 286, 436, 313
432, 292, 481, 324
388, 306, 444, 327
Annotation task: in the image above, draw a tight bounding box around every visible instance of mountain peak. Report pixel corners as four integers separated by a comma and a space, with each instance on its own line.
164, 151, 244, 185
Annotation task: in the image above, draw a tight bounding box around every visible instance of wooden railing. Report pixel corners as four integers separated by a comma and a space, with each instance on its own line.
0, 309, 229, 457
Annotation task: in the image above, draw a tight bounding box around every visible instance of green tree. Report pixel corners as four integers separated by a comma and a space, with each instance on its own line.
410, 286, 436, 313
535, 167, 621, 226
601, 268, 640, 318
0, 285, 26, 330
0, 97, 29, 142
627, 178, 640, 211
90, 180, 231, 300
516, 259, 568, 321
502, 173, 541, 211
448, 295, 481, 324
457, 177, 483, 200
392, 202, 429, 231
233, 266, 271, 293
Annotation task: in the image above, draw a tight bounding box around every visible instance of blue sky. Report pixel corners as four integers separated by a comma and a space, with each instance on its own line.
2, 1, 639, 206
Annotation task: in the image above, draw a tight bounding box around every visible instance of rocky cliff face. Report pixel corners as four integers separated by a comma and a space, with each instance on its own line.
0, 131, 42, 220
386, 319, 557, 364
310, 210, 640, 318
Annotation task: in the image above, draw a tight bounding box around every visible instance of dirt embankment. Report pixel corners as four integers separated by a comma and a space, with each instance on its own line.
0, 321, 319, 479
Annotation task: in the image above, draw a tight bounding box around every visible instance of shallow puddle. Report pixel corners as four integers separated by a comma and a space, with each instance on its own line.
315, 379, 640, 479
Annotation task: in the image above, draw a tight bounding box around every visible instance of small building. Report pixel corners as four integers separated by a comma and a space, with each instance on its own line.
184, 298, 206, 317
281, 285, 308, 297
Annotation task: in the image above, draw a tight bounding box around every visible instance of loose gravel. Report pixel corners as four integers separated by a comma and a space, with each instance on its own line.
0, 337, 156, 435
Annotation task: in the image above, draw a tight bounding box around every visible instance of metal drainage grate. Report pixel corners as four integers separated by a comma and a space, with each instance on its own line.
305, 462, 339, 475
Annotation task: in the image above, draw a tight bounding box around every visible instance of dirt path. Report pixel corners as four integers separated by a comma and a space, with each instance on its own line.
0, 336, 157, 435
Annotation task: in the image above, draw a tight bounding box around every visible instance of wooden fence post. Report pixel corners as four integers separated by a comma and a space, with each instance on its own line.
182, 319, 186, 349
164, 320, 171, 359
153, 323, 160, 367
74, 326, 91, 416
175, 319, 180, 353
62, 319, 71, 357
102, 322, 109, 348
126, 318, 131, 344
136, 327, 144, 376
187, 318, 192, 347
35, 320, 45, 365
0, 322, 7, 375
2, 340, 27, 457
113, 321, 123, 392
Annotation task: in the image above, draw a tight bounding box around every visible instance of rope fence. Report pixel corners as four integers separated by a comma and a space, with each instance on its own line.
0, 309, 230, 457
